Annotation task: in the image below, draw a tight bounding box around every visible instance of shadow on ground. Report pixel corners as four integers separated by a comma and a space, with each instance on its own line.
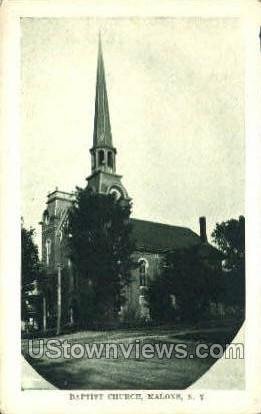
22, 320, 243, 390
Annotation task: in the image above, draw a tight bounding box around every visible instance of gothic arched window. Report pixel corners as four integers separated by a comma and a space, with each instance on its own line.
108, 151, 113, 168
46, 239, 51, 266
92, 153, 96, 169
139, 258, 148, 286
44, 211, 49, 225
57, 229, 63, 243
98, 150, 105, 166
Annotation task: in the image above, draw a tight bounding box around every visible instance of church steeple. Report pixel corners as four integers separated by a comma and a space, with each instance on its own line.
87, 34, 128, 200
93, 33, 112, 148
90, 34, 116, 174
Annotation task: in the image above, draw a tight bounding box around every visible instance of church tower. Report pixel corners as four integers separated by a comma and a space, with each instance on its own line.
87, 35, 128, 200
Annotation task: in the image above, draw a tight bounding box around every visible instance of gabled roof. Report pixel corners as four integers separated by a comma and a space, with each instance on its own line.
130, 218, 222, 258
130, 218, 201, 252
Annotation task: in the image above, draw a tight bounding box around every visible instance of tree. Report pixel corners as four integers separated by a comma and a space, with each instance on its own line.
67, 187, 135, 325
146, 245, 222, 323
21, 223, 42, 321
211, 216, 245, 309
21, 225, 41, 290
146, 271, 175, 323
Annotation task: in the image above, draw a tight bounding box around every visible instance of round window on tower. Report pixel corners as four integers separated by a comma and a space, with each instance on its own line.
109, 186, 122, 201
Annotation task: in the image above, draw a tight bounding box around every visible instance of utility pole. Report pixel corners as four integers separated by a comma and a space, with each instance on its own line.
56, 264, 62, 335
42, 295, 47, 332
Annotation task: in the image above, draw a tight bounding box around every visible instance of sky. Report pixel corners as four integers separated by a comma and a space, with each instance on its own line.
21, 17, 245, 251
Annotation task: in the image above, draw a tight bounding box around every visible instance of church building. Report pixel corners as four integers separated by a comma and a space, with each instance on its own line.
40, 37, 222, 328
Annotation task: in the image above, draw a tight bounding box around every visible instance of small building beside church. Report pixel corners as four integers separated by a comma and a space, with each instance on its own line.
39, 37, 222, 329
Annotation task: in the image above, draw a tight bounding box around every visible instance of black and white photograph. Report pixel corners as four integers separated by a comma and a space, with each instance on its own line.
20, 16, 245, 390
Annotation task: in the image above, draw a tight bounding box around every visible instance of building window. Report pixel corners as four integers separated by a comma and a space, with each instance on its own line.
44, 212, 49, 225
108, 151, 113, 168
92, 154, 96, 169
54, 200, 57, 217
109, 186, 122, 201
170, 294, 176, 308
139, 258, 148, 286
98, 150, 105, 166
139, 295, 146, 306
46, 239, 51, 266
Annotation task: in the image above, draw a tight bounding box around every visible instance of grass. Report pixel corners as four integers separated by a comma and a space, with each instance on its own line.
22, 320, 242, 389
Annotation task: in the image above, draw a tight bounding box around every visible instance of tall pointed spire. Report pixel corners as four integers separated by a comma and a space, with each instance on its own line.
93, 33, 113, 148
87, 34, 128, 200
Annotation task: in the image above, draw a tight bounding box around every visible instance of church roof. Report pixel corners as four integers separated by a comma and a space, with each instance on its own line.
131, 218, 222, 257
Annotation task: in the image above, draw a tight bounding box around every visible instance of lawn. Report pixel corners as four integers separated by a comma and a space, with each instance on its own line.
22, 320, 242, 389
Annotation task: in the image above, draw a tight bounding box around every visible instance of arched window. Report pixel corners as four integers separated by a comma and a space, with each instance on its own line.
138, 258, 148, 286
44, 211, 49, 225
46, 239, 51, 266
98, 150, 105, 166
108, 151, 113, 168
109, 186, 122, 201
92, 153, 96, 169
54, 200, 57, 217
170, 294, 176, 308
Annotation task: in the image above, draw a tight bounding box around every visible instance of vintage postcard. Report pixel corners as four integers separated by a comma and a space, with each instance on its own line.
0, 0, 260, 413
